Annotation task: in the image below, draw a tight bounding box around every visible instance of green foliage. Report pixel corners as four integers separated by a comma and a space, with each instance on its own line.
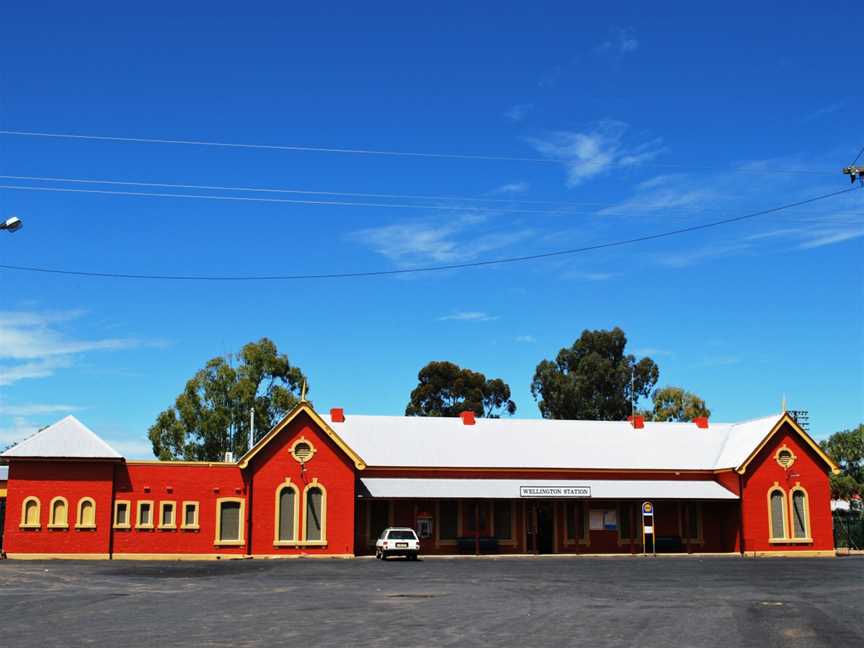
148, 338, 306, 461
820, 424, 864, 500
530, 327, 659, 420
406, 360, 516, 418
644, 386, 711, 422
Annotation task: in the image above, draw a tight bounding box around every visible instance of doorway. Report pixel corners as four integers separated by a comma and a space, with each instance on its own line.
527, 502, 555, 553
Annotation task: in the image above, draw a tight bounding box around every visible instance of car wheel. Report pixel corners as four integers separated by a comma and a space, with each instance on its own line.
381, 553, 388, 560
375, 549, 382, 560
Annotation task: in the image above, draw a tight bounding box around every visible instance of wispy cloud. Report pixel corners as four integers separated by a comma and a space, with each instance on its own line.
488, 182, 529, 195
0, 403, 85, 416
538, 66, 562, 88
803, 102, 843, 123
634, 348, 673, 357
504, 104, 533, 122
560, 270, 621, 281
526, 121, 664, 187
596, 27, 639, 55
515, 335, 536, 343
437, 312, 499, 322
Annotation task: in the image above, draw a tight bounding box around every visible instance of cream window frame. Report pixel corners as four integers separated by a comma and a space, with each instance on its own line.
214, 497, 245, 546
788, 483, 813, 543
136, 500, 155, 529
181, 501, 200, 530
767, 483, 788, 543
301, 478, 327, 546
113, 500, 131, 529
158, 501, 177, 529
19, 496, 41, 529
75, 497, 97, 529
774, 444, 798, 469
48, 496, 69, 529
289, 436, 317, 464
273, 479, 300, 546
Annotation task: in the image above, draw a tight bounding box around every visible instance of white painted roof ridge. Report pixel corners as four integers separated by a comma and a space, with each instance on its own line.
711, 413, 783, 470
0, 415, 123, 460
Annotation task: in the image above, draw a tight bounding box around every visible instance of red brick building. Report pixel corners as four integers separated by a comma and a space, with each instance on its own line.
0, 404, 839, 559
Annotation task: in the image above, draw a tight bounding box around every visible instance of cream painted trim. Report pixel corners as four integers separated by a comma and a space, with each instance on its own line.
769, 538, 814, 544
113, 500, 131, 529
774, 444, 797, 469
6, 553, 110, 560
745, 550, 834, 558
125, 460, 238, 467
289, 436, 317, 464
136, 500, 154, 529
237, 402, 366, 469
113, 553, 245, 560
181, 501, 200, 530
20, 495, 41, 529
75, 497, 97, 529
254, 553, 354, 559
301, 478, 327, 543
767, 483, 788, 542
271, 540, 329, 548
48, 496, 69, 529
158, 500, 177, 529
0, 487, 8, 497
214, 497, 245, 546
273, 478, 300, 545
788, 482, 812, 542
737, 412, 840, 475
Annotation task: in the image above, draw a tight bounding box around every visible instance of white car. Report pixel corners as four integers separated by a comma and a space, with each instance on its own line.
375, 527, 420, 560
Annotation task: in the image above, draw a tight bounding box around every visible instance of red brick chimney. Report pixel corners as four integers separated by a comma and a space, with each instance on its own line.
330, 407, 345, 423
627, 415, 645, 429
460, 411, 476, 425
694, 416, 709, 429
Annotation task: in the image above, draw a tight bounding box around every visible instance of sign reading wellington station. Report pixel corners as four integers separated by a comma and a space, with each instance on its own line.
519, 486, 591, 498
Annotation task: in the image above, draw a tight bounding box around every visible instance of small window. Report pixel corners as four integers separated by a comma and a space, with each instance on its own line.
493, 501, 513, 540
791, 488, 810, 540
181, 502, 200, 529
159, 501, 176, 529
215, 499, 244, 545
768, 488, 787, 540
775, 445, 797, 469
137, 501, 154, 529
114, 501, 131, 528
76, 498, 96, 528
49, 497, 69, 529
276, 483, 298, 543
304, 485, 325, 542
387, 529, 417, 540
20, 496, 41, 528
290, 437, 316, 463
439, 500, 458, 541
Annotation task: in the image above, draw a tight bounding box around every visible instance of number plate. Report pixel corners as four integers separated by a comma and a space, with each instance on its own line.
396, 542, 408, 548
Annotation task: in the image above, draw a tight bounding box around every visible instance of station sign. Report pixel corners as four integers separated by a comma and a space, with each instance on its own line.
519, 486, 591, 498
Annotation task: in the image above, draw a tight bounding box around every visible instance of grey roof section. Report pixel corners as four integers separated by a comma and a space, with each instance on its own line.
359, 478, 739, 500
0, 416, 123, 460
0, 465, 7, 480
325, 413, 783, 471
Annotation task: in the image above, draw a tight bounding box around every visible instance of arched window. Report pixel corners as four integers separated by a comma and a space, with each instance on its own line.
49, 497, 69, 529
76, 497, 96, 528
303, 480, 326, 543
768, 486, 787, 541
275, 480, 299, 544
20, 496, 41, 528
790, 486, 811, 540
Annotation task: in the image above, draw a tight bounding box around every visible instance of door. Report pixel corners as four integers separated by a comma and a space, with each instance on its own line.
526, 501, 555, 553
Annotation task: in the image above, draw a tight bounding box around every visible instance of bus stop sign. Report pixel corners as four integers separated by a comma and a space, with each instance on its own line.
642, 501, 654, 516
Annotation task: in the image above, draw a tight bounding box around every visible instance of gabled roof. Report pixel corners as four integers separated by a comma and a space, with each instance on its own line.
733, 412, 839, 475
0, 416, 123, 460
237, 402, 366, 469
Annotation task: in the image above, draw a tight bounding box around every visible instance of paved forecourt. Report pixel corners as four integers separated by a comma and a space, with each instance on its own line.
0, 556, 861, 647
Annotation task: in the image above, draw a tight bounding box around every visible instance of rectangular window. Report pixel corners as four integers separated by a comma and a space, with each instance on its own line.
439, 500, 458, 541
216, 499, 243, 544
368, 500, 390, 544
770, 491, 786, 539
791, 491, 809, 539
566, 501, 583, 541
114, 501, 130, 528
305, 488, 323, 541
159, 501, 176, 529
181, 501, 199, 529
493, 501, 513, 540
136, 501, 153, 529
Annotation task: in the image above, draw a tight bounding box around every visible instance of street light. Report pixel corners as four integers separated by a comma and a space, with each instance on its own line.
1, 216, 23, 233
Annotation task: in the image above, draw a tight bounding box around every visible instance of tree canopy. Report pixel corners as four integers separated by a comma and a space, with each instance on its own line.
644, 386, 711, 422
530, 327, 659, 420
147, 338, 306, 461
820, 424, 864, 500
405, 360, 516, 418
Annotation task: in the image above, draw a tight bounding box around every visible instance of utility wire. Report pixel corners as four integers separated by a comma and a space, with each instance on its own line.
0, 186, 856, 282
851, 144, 864, 167
0, 130, 833, 176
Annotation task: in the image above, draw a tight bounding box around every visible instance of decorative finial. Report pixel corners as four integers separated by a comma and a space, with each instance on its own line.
781, 393, 787, 412
300, 380, 307, 403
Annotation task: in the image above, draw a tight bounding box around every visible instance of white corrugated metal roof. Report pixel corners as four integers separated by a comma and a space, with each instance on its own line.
0, 416, 123, 460
0, 465, 7, 480
359, 478, 738, 500
324, 413, 782, 471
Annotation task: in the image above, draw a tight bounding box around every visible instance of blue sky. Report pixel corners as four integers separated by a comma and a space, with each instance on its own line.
1, 2, 862, 457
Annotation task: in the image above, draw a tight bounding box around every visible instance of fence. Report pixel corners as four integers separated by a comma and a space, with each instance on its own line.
833, 515, 864, 550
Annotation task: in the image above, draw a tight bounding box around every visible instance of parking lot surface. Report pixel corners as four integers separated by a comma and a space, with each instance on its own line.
0, 555, 862, 647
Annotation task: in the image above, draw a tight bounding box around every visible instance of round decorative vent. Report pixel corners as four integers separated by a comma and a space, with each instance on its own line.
290, 438, 315, 463
775, 446, 796, 469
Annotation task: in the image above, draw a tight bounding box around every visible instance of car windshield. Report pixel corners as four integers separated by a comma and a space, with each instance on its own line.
388, 530, 416, 540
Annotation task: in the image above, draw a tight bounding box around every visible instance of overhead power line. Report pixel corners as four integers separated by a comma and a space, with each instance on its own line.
0, 130, 833, 176
851, 144, 864, 167
0, 186, 856, 282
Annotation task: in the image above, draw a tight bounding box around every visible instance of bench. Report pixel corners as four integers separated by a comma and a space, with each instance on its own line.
456, 536, 500, 553
654, 536, 683, 553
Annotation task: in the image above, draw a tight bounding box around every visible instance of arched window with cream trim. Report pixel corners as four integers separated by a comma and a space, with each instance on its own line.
303, 480, 326, 543
789, 485, 811, 541
76, 497, 96, 529
274, 479, 299, 544
767, 485, 787, 541
20, 496, 41, 528
49, 496, 69, 529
